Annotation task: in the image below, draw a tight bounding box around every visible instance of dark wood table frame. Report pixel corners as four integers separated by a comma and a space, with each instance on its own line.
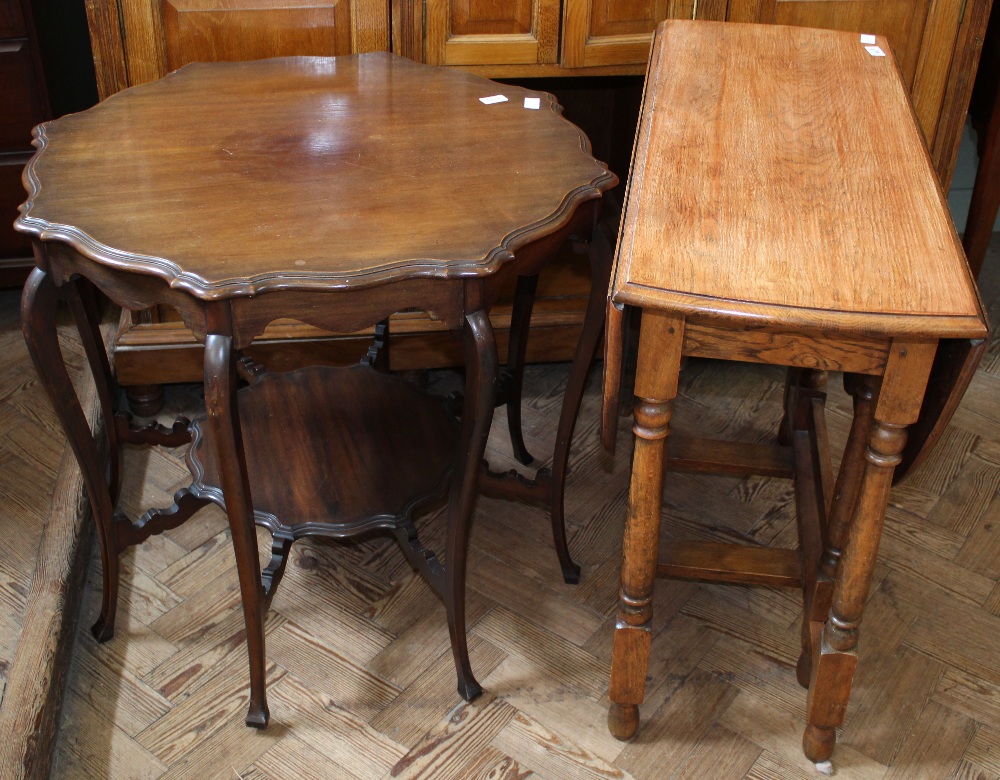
18, 54, 616, 728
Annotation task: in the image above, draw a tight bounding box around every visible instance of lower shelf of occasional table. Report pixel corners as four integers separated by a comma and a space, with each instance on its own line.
186, 364, 460, 539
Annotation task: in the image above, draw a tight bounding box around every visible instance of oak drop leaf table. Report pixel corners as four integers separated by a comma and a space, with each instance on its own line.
603, 21, 988, 764
16, 53, 616, 727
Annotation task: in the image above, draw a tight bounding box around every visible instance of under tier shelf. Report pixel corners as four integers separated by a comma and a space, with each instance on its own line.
187, 364, 459, 537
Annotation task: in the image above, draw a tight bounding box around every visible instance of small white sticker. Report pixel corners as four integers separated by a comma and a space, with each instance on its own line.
860, 33, 877, 44
479, 94, 508, 105
524, 97, 540, 110
865, 45, 886, 57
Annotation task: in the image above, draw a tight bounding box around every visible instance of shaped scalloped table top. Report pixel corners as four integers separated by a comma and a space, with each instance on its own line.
16, 53, 615, 299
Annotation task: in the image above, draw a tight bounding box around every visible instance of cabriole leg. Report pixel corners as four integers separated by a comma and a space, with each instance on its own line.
505, 274, 537, 466
547, 226, 614, 584
445, 308, 497, 701
203, 333, 269, 728
66, 279, 124, 504
22, 268, 121, 642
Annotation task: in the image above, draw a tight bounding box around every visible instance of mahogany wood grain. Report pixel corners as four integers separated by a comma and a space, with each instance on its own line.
19, 55, 612, 300
605, 20, 989, 764
21, 270, 120, 642
446, 308, 497, 700
17, 53, 616, 732
188, 365, 459, 529
505, 274, 539, 465
202, 332, 269, 727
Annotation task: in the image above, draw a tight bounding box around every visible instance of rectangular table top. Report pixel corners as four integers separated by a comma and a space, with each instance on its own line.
612, 21, 986, 339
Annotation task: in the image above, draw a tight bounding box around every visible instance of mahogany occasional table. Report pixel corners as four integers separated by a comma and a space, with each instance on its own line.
16, 53, 615, 728
603, 21, 988, 765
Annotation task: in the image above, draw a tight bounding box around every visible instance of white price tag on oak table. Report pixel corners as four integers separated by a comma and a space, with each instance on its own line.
479, 94, 508, 105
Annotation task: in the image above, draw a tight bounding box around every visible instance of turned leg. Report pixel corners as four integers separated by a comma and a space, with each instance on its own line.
444, 309, 498, 701
548, 226, 614, 583
505, 274, 538, 466
608, 311, 684, 740
203, 334, 269, 728
797, 373, 877, 687
803, 343, 936, 762
125, 384, 165, 416
22, 269, 121, 642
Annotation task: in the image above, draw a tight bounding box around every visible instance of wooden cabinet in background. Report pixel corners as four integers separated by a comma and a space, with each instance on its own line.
1, 0, 49, 286
82, 0, 993, 405
427, 0, 992, 187
86, 0, 390, 97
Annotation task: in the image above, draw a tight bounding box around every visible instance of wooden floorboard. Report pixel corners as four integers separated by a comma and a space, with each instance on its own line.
1, 235, 1000, 778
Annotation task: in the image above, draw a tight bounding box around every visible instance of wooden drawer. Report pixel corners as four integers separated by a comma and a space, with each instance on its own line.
0, 39, 46, 152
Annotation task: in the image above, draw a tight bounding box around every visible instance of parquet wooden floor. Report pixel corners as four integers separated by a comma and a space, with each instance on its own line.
0, 284, 89, 713
1, 236, 998, 779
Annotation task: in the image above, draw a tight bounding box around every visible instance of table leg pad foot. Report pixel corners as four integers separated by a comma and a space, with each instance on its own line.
245, 705, 269, 729
561, 562, 581, 585
608, 702, 639, 740
803, 724, 836, 762
457, 678, 483, 702
91, 617, 115, 643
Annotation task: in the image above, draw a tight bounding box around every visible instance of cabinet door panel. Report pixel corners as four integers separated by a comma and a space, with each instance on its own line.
424, 0, 559, 65
162, 0, 353, 70
0, 39, 47, 152
560, 0, 670, 68
115, 0, 387, 87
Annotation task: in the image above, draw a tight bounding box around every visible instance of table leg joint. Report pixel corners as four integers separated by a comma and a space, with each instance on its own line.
115, 487, 209, 549
114, 412, 192, 447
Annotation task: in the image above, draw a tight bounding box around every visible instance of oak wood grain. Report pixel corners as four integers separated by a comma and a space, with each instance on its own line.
605, 19, 989, 766
613, 22, 985, 340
